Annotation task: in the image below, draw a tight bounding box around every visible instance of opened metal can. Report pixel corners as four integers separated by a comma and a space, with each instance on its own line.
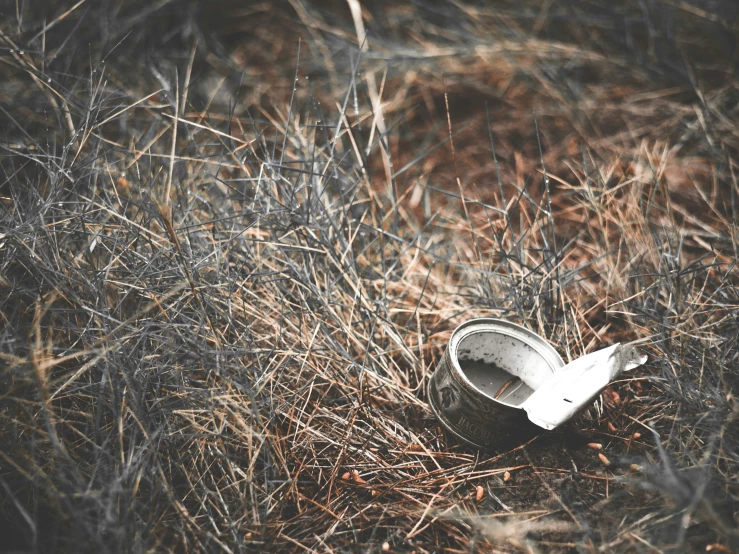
428, 318, 565, 449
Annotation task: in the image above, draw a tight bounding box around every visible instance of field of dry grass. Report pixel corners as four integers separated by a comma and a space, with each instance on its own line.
1, 1, 738, 552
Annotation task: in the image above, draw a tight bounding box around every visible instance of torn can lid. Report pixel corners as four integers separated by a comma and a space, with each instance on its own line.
522, 343, 648, 430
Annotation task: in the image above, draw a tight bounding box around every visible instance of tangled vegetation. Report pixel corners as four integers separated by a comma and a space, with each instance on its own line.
1, 1, 738, 552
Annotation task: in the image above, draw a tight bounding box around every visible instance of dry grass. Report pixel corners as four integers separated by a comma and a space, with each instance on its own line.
1, 1, 738, 552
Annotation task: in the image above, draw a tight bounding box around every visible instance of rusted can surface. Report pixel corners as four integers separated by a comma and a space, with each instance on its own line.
428, 318, 564, 449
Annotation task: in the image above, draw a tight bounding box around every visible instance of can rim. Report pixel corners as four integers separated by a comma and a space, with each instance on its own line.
448, 319, 565, 405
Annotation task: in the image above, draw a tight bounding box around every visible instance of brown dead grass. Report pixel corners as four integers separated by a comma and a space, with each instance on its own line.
1, 1, 738, 552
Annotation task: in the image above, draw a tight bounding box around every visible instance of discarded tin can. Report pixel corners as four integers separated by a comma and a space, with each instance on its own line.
428, 318, 646, 449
